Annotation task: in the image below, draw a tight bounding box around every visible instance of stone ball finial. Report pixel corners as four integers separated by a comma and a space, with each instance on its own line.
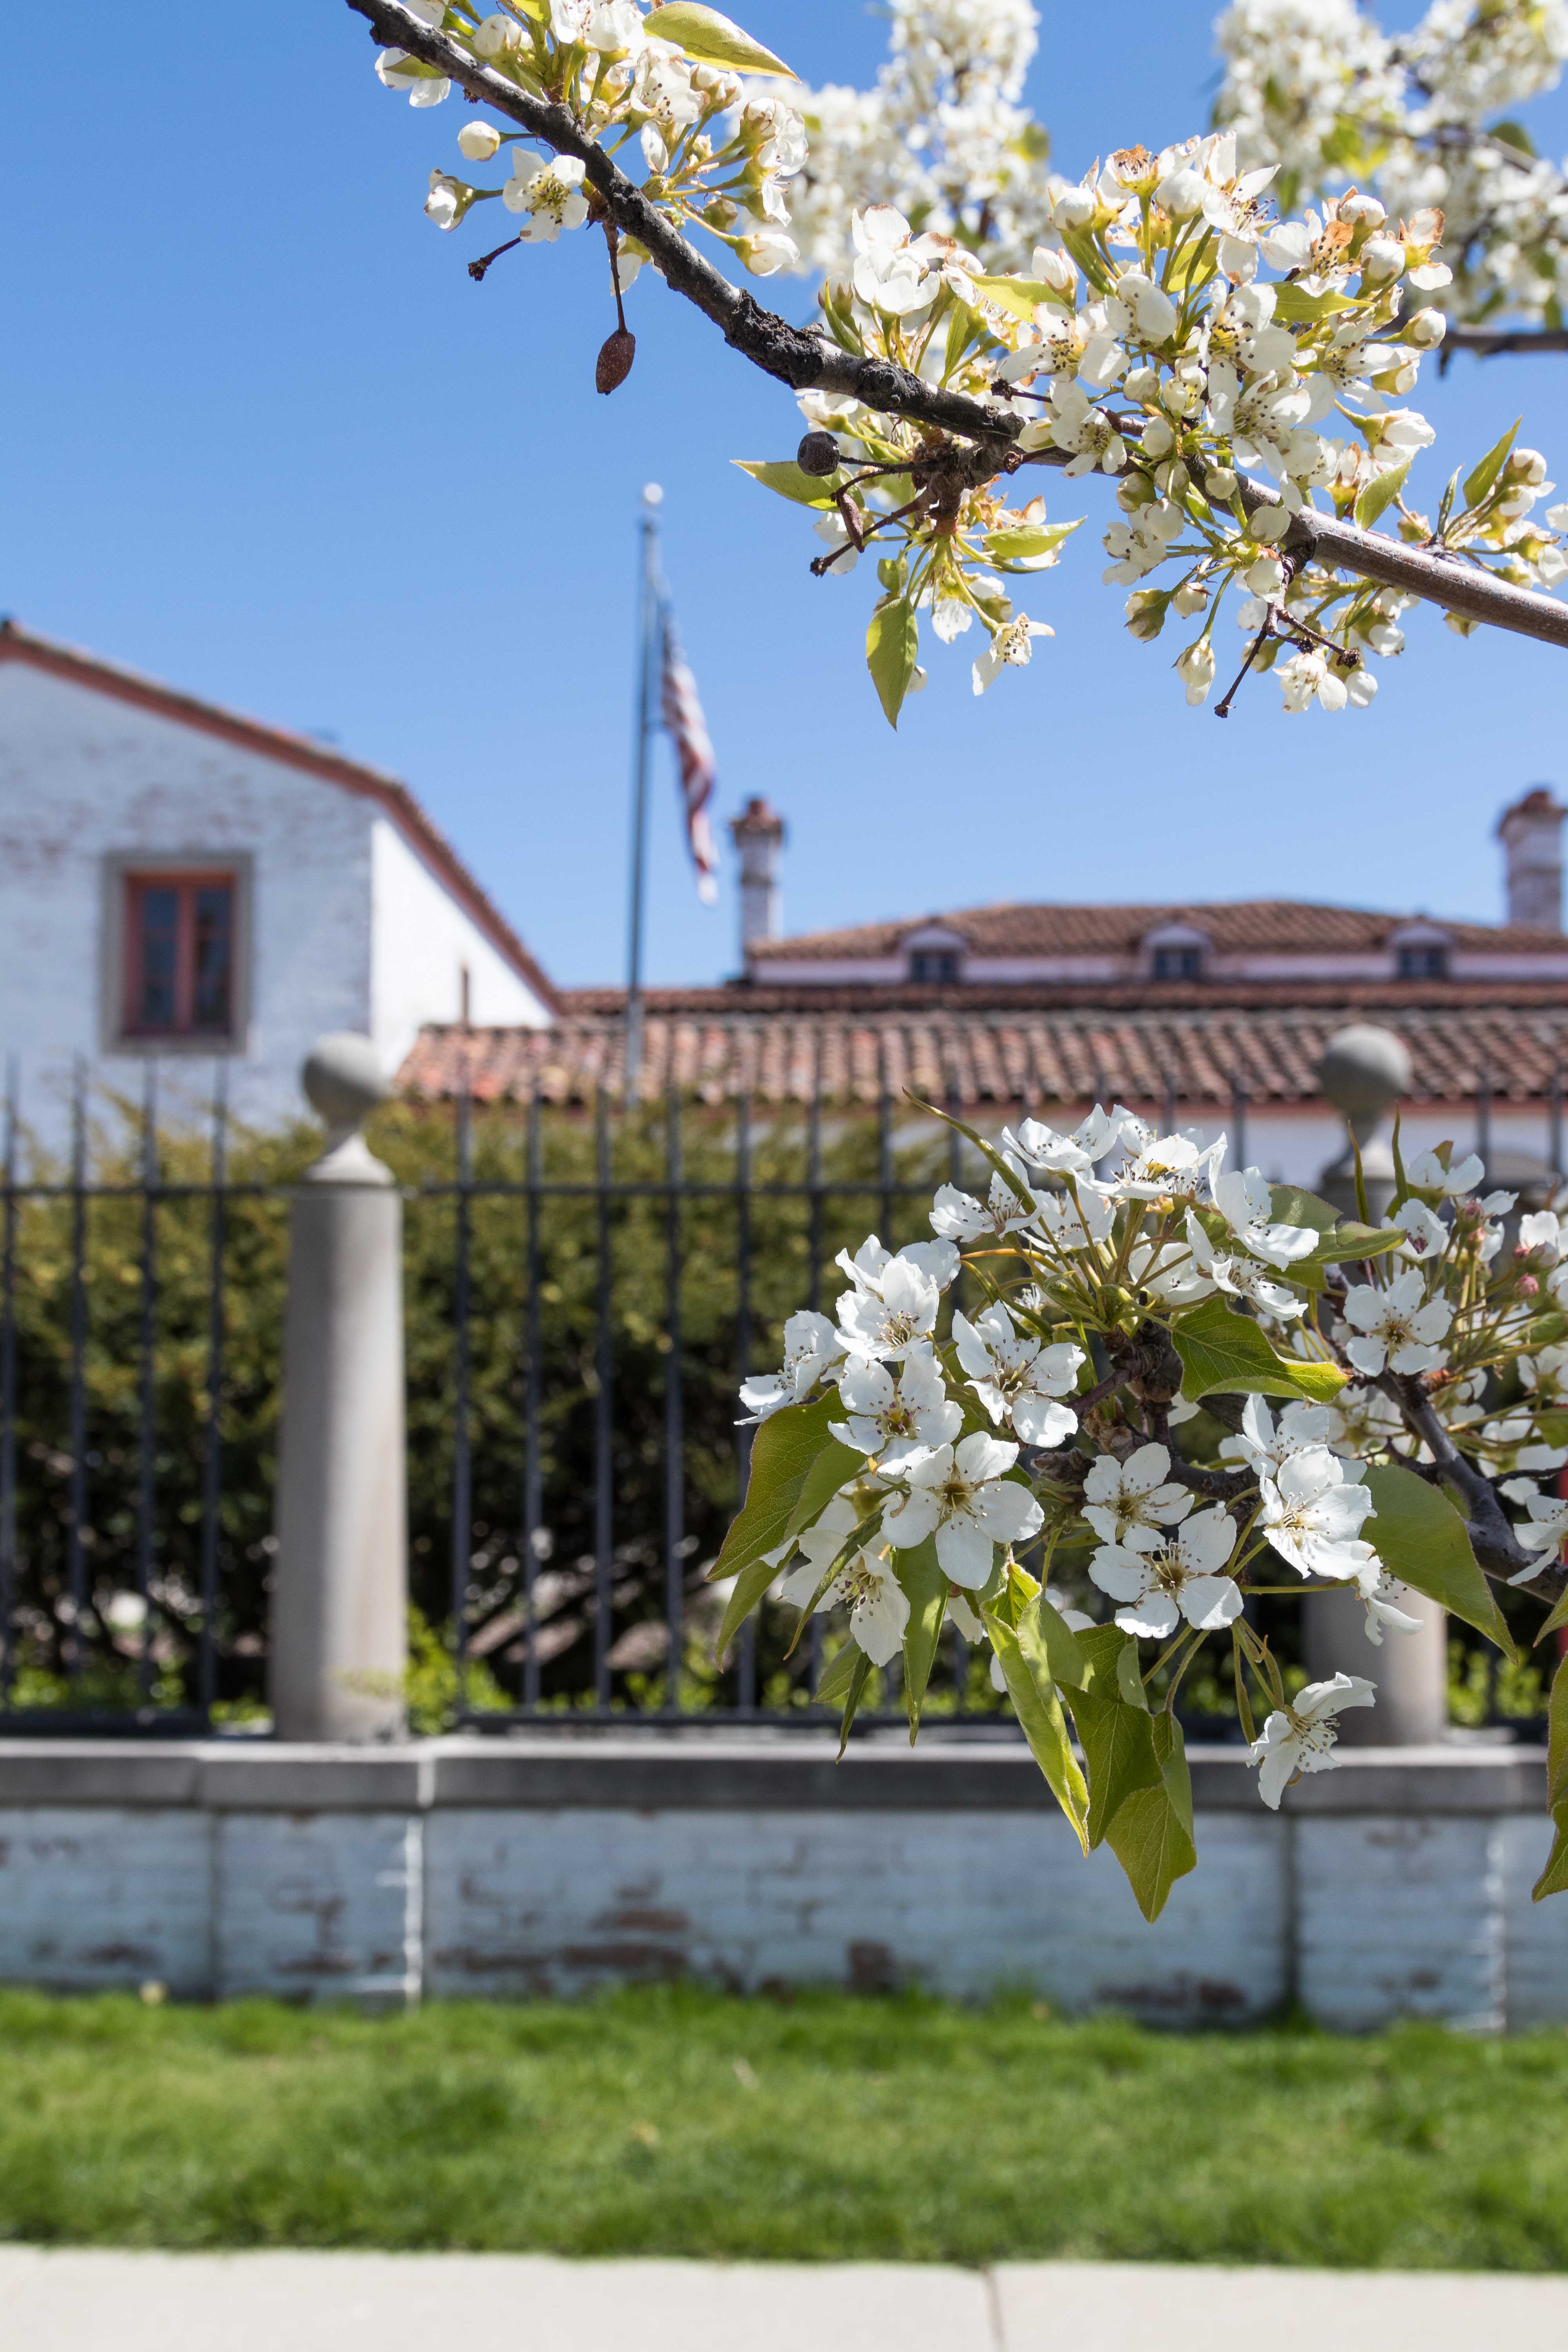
1316, 1024, 1413, 1122
302, 1034, 390, 1133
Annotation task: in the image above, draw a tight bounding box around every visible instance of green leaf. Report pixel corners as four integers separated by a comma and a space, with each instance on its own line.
1036, 1593, 1089, 1690
1297, 1222, 1405, 1271
1360, 1461, 1518, 1662
1464, 419, 1520, 512
1534, 1584, 1568, 1645
1267, 1185, 1341, 1235
1548, 1651, 1568, 1809
1104, 1724, 1197, 1924
835, 1648, 874, 1757
1154, 1713, 1194, 1839
1069, 1682, 1163, 1848
1116, 1635, 1150, 1710
1532, 1796, 1568, 1902
646, 3, 796, 78
1171, 1296, 1348, 1405
1272, 282, 1357, 324
710, 1394, 841, 1658
866, 596, 919, 730
982, 521, 1082, 568
1355, 456, 1412, 532
898, 1537, 948, 1739
1489, 118, 1537, 157
970, 273, 1069, 319
783, 1435, 864, 1546
814, 1638, 860, 1709
733, 458, 840, 509
985, 1601, 1091, 1851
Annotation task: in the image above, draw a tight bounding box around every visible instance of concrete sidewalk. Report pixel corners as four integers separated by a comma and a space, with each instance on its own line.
2, 2248, 1566, 2352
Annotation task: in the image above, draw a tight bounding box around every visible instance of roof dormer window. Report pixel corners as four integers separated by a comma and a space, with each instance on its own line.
1152, 944, 1205, 982
909, 948, 962, 984
1142, 921, 1211, 984
1397, 942, 1449, 980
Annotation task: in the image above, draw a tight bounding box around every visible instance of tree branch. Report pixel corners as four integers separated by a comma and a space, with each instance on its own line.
1442, 325, 1568, 360
1385, 1372, 1566, 1606
345, 0, 1568, 655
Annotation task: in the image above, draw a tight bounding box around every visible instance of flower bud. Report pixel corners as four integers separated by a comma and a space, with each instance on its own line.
1359, 236, 1405, 285
1508, 447, 1548, 485
1249, 503, 1291, 543
797, 430, 841, 477
1140, 412, 1175, 460
1124, 590, 1167, 639
1171, 581, 1209, 616
1053, 186, 1096, 231
457, 119, 502, 162
1155, 167, 1204, 220
473, 11, 521, 55
1246, 554, 1285, 597
1339, 191, 1386, 229
1122, 365, 1160, 404
1031, 246, 1078, 298
1520, 1274, 1541, 1297
1205, 467, 1238, 501
1407, 307, 1446, 347
1175, 639, 1216, 705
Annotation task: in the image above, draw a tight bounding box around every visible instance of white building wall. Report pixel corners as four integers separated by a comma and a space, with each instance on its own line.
0, 664, 374, 1138
369, 816, 550, 1074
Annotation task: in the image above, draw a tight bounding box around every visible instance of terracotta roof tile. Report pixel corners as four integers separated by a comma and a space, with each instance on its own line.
746, 897, 1565, 962
401, 984, 1568, 1109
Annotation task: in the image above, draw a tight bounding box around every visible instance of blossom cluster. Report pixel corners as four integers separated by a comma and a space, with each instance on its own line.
378, 0, 808, 281
779, 0, 1056, 279
745, 138, 1567, 719
1215, 0, 1568, 331
717, 1098, 1568, 1911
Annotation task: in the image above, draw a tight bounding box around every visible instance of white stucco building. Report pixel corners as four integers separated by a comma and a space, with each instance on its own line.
0, 622, 556, 1136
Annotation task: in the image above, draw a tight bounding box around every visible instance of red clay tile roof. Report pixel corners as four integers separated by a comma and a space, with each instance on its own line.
0, 620, 561, 1015
399, 982, 1568, 1108
750, 898, 1565, 961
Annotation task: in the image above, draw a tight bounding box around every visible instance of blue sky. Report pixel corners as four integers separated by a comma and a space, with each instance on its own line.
4, 2, 1567, 989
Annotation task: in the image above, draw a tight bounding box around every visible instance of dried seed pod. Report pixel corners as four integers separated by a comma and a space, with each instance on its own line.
596, 327, 636, 395
797, 430, 840, 476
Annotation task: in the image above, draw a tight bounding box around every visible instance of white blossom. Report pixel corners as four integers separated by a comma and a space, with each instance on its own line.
1340, 1267, 1454, 1376
1212, 1167, 1319, 1268
738, 1310, 846, 1424
1082, 1442, 1192, 1552
831, 1352, 962, 1466
1090, 1505, 1242, 1638
1250, 1672, 1376, 1808
778, 1494, 908, 1665
883, 1432, 1044, 1585
952, 1304, 1084, 1445
1258, 1446, 1378, 1581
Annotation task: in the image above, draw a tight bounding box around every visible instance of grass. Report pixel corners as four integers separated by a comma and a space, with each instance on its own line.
1, 1986, 1567, 2269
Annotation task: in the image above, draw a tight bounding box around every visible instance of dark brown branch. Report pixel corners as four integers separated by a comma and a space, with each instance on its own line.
345, 0, 1568, 654
1385, 1372, 1566, 1606
1442, 325, 1568, 361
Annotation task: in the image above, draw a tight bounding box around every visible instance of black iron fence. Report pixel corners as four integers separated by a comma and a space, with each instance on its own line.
0, 1059, 1556, 1736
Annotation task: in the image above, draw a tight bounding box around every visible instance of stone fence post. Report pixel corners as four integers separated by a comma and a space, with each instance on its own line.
270, 1035, 407, 1742
1309, 1023, 1448, 1744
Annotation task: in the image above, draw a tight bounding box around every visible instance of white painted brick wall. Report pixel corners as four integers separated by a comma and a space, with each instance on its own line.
1499, 1815, 1568, 2028
0, 1795, 1559, 2025
0, 1808, 212, 1996
423, 1808, 1287, 2019
1298, 1816, 1506, 2032
216, 1815, 421, 2006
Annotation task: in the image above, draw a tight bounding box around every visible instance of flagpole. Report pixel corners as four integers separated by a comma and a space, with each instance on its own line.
624, 481, 662, 1105
625, 485, 661, 1096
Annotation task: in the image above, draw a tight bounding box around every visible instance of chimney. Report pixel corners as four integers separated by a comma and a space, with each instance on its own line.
1497, 786, 1566, 930
730, 797, 786, 958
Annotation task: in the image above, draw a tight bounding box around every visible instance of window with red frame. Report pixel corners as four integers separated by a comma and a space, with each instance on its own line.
123, 873, 236, 1039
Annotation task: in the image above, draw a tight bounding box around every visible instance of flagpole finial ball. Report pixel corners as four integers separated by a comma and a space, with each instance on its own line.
643, 482, 664, 507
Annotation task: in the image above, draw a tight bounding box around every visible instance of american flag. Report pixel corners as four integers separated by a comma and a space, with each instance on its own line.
659, 604, 718, 905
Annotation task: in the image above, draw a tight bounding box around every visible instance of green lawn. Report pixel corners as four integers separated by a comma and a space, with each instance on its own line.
1, 1987, 1567, 2269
